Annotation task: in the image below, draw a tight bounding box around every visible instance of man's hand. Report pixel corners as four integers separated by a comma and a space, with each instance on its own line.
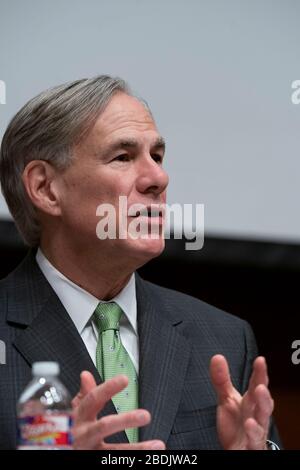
210, 355, 274, 450
71, 371, 165, 450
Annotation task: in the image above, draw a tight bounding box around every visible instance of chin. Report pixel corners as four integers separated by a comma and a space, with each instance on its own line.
129, 237, 165, 263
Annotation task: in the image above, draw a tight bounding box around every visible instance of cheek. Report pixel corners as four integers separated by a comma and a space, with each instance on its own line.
64, 174, 113, 204
59, 168, 134, 222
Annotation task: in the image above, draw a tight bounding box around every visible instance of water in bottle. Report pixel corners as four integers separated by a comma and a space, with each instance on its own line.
17, 361, 73, 449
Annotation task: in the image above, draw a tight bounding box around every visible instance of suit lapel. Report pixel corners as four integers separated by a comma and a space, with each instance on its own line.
8, 251, 128, 444
13, 292, 99, 399
136, 276, 191, 444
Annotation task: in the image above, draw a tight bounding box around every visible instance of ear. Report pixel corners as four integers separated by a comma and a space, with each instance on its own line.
22, 160, 62, 216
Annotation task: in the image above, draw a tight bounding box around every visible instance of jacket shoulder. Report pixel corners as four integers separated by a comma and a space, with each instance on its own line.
141, 278, 248, 329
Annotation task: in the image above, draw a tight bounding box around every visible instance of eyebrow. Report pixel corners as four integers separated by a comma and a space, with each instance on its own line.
103, 136, 166, 155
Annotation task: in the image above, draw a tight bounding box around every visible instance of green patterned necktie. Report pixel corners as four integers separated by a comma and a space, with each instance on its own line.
93, 302, 139, 443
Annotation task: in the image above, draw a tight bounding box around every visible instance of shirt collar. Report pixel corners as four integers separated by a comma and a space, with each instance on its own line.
36, 248, 137, 335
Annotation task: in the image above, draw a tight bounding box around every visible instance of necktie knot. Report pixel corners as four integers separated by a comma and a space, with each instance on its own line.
93, 302, 122, 333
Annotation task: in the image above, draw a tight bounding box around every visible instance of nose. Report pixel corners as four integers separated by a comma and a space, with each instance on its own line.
136, 156, 169, 196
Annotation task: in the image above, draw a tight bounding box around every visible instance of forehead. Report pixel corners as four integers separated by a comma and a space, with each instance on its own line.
88, 92, 159, 145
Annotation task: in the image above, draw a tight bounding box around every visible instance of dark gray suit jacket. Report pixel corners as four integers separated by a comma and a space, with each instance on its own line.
0, 251, 279, 449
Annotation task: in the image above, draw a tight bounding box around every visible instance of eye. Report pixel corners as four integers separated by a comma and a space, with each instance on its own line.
113, 154, 130, 162
152, 154, 163, 164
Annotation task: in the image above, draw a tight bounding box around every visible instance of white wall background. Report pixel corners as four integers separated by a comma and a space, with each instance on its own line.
1, 0, 300, 242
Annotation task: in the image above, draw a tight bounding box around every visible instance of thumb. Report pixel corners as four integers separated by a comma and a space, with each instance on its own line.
72, 371, 97, 410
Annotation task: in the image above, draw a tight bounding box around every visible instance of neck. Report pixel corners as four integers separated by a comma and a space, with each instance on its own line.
39, 240, 135, 300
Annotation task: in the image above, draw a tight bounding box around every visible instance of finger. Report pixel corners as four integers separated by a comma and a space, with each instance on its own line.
244, 417, 267, 450
210, 355, 235, 403
253, 384, 274, 431
72, 371, 97, 409
90, 409, 151, 440
76, 375, 129, 423
247, 357, 269, 399
73, 410, 162, 451
74, 409, 151, 449
73, 410, 151, 449
106, 440, 166, 450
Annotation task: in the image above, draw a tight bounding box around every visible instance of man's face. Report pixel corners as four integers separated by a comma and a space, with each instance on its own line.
54, 92, 169, 265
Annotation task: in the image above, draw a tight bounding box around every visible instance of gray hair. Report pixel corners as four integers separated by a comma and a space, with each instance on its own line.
0, 75, 135, 246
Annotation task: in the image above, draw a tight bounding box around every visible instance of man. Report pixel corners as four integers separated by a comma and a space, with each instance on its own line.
0, 76, 279, 450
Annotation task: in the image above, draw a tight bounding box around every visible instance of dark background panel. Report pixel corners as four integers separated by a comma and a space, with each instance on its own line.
1, 221, 299, 448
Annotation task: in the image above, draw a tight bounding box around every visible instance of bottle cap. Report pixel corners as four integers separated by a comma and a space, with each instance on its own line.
32, 362, 60, 376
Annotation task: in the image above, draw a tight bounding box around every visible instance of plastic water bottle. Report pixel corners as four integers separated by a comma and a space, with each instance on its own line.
17, 362, 73, 449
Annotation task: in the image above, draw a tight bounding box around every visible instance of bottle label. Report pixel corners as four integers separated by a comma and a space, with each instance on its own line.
18, 413, 73, 449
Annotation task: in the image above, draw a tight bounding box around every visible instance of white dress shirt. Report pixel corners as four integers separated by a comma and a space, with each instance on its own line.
36, 248, 139, 373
